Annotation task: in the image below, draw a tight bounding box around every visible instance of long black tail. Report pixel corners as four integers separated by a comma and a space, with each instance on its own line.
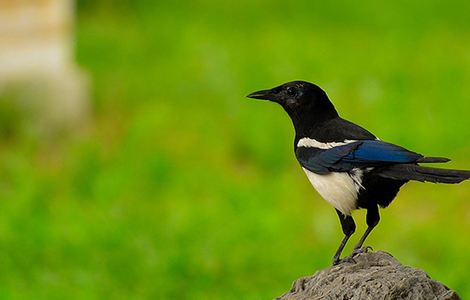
378, 163, 470, 184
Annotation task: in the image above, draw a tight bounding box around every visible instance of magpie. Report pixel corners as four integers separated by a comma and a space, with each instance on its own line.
247, 80, 470, 265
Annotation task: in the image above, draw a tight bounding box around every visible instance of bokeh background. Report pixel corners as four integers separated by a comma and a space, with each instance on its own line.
0, 0, 469, 299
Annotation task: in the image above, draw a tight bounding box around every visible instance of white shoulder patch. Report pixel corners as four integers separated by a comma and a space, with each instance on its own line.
297, 138, 357, 149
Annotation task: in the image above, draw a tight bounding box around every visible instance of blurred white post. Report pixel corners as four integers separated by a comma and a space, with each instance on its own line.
0, 0, 88, 132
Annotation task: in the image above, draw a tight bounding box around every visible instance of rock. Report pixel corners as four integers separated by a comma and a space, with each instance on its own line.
277, 251, 460, 300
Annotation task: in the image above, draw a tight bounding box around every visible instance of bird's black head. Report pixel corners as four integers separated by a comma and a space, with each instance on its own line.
247, 81, 338, 135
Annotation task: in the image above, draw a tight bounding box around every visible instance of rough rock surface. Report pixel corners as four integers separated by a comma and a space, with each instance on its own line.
277, 251, 460, 300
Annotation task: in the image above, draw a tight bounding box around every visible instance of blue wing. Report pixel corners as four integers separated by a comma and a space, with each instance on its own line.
296, 140, 423, 174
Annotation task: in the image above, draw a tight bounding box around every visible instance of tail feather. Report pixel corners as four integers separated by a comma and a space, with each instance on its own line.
417, 156, 451, 163
378, 164, 470, 184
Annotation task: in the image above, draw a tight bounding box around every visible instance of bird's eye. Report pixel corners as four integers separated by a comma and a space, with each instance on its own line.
286, 87, 296, 96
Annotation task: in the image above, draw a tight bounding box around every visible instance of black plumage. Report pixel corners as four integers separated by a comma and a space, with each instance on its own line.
248, 80, 470, 264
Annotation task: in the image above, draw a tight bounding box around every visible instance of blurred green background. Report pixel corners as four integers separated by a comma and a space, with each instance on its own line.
0, 0, 469, 298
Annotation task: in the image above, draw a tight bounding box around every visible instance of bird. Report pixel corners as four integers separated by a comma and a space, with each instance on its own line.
247, 80, 470, 265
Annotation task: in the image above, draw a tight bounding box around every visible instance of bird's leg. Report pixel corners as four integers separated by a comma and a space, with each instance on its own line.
353, 205, 380, 252
332, 209, 356, 265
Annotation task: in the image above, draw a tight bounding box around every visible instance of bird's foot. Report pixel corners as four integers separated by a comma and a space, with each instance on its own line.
332, 253, 361, 266
331, 246, 373, 266
337, 256, 357, 265
332, 255, 343, 266
351, 246, 373, 257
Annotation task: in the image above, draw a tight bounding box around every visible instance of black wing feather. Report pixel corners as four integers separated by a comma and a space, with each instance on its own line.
296, 140, 423, 174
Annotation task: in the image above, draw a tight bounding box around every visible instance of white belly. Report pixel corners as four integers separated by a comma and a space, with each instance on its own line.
302, 168, 361, 215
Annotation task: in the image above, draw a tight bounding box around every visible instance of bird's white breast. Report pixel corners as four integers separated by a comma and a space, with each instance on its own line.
297, 138, 366, 215
302, 168, 360, 215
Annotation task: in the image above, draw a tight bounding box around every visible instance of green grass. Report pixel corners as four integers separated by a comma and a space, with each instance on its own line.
0, 0, 469, 298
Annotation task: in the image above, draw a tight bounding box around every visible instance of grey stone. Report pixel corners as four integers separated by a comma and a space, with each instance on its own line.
277, 251, 460, 300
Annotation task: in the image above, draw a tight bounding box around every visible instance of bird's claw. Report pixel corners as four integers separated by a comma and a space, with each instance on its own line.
332, 254, 358, 266
351, 245, 373, 257
331, 246, 373, 265
332, 258, 340, 266
339, 256, 357, 264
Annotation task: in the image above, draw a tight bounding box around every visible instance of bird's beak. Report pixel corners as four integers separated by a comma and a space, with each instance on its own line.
246, 89, 276, 101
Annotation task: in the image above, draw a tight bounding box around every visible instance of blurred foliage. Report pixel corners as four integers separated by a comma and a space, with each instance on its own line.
0, 0, 468, 298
